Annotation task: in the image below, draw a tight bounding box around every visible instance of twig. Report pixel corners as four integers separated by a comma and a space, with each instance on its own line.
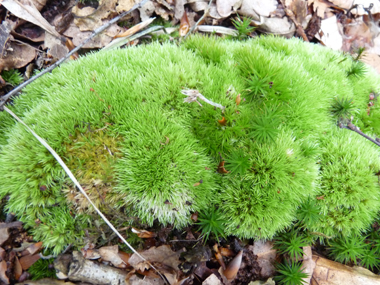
340, 122, 380, 147
0, 0, 149, 111
279, 0, 309, 42
184, 0, 213, 39
181, 89, 225, 112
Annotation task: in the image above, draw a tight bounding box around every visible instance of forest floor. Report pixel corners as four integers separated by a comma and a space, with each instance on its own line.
1, 0, 380, 284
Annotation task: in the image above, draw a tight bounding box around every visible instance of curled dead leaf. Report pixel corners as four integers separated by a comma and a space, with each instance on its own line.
316, 195, 324, 200
220, 247, 235, 257
217, 161, 229, 174
191, 212, 198, 222
26, 241, 43, 255
236, 93, 241, 106
132, 227, 157, 238
179, 11, 190, 36
218, 117, 227, 126
0, 260, 8, 284
215, 252, 226, 270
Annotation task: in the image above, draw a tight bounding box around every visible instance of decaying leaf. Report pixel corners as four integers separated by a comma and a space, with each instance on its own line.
308, 0, 331, 18
19, 253, 41, 270
236, 94, 241, 106
132, 227, 157, 238
239, 0, 277, 18
26, 241, 43, 255
216, 0, 242, 18
14, 256, 23, 281
315, 15, 343, 50
99, 245, 127, 268
217, 161, 229, 174
179, 11, 190, 37
218, 117, 227, 126
0, 225, 9, 246
129, 245, 181, 272
2, 0, 60, 38
0, 260, 8, 284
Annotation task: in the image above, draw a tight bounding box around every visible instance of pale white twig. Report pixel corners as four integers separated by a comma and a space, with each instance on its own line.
181, 89, 225, 112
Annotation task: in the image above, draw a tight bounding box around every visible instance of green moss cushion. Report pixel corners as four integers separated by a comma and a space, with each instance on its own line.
0, 35, 379, 253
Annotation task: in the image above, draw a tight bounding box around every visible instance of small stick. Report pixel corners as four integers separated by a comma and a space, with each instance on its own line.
181, 89, 225, 112
0, 0, 149, 111
279, 0, 309, 42
340, 122, 380, 148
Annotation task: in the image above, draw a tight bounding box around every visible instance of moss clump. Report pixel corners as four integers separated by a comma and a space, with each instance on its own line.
0, 35, 380, 252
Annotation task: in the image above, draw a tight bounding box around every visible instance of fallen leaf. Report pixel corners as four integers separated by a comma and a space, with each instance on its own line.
0, 21, 12, 58
179, 11, 190, 37
139, 0, 156, 22
0, 225, 9, 246
0, 260, 8, 284
361, 52, 380, 74
217, 161, 229, 174
191, 212, 198, 222
174, 0, 186, 20
220, 247, 235, 257
81, 248, 101, 259
19, 254, 40, 270
128, 245, 181, 272
2, 0, 60, 38
0, 40, 36, 71
239, 0, 277, 17
215, 251, 226, 270
218, 117, 227, 126
236, 94, 241, 106
114, 18, 155, 38
132, 227, 157, 238
308, 0, 330, 18
315, 15, 343, 50
99, 245, 126, 268
316, 195, 324, 200
118, 251, 131, 266
14, 256, 23, 281
26, 241, 43, 255
116, 0, 136, 13
216, 0, 242, 18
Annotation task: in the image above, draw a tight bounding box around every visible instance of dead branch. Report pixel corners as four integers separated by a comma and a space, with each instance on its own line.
340, 122, 380, 148
0, 0, 149, 111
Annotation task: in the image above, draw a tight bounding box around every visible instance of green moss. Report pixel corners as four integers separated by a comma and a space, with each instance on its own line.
0, 35, 380, 252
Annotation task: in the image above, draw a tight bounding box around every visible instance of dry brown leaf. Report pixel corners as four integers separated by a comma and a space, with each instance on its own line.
114, 18, 155, 38
0, 22, 12, 58
174, 0, 186, 20
0, 225, 9, 246
220, 248, 235, 257
128, 245, 181, 272
116, 0, 136, 13
118, 251, 131, 266
315, 15, 342, 50
19, 254, 40, 270
63, 22, 117, 48
222, 251, 243, 281
342, 18, 372, 52
99, 245, 126, 268
217, 161, 229, 174
179, 11, 190, 37
0, 41, 35, 71
216, 0, 242, 18
26, 241, 43, 255
308, 0, 330, 18
14, 256, 23, 281
139, 0, 156, 21
218, 117, 227, 126
239, 0, 277, 18
2, 0, 60, 38
236, 93, 241, 106
20, 0, 47, 11
312, 254, 380, 284
0, 261, 8, 284
132, 227, 157, 238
